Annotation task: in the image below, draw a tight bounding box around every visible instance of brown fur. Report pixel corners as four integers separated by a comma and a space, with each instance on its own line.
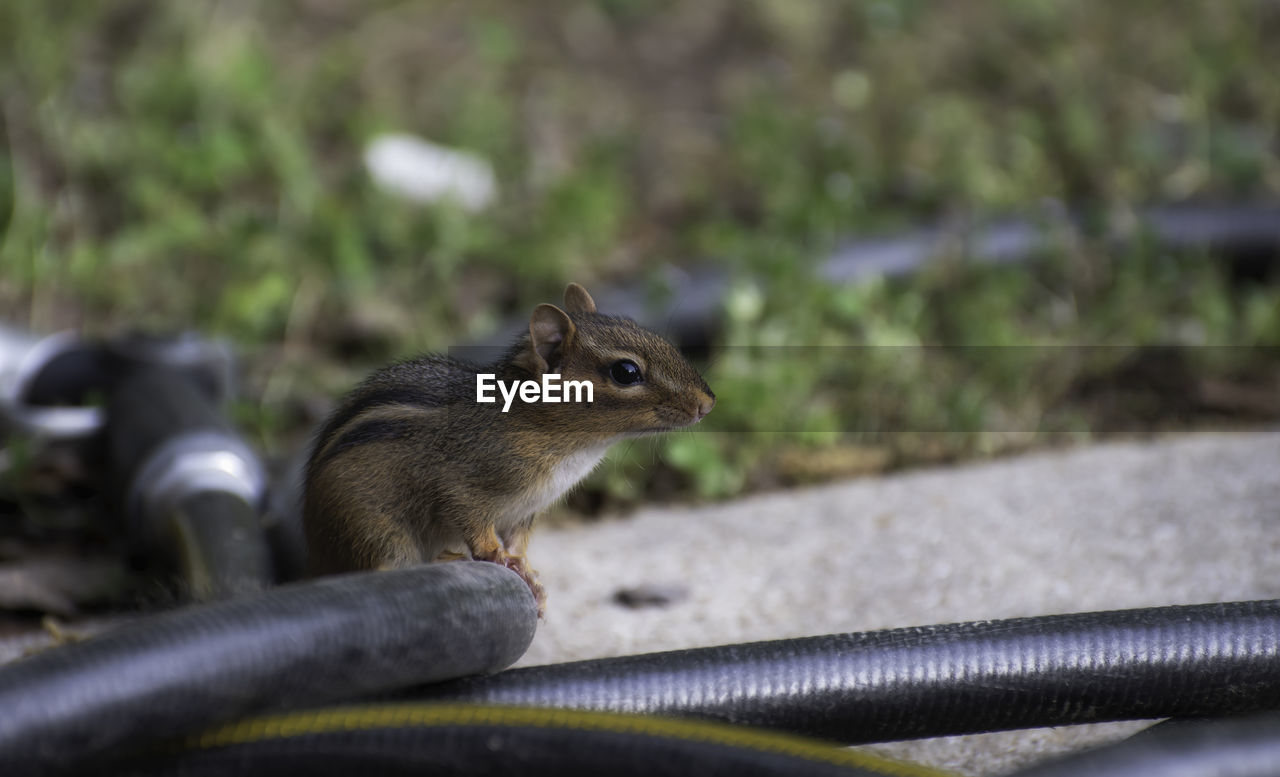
302, 283, 715, 614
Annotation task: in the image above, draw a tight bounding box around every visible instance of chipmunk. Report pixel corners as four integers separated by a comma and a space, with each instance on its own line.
303, 283, 715, 615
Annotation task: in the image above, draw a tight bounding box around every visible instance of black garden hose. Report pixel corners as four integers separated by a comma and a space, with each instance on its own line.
107, 366, 274, 599
4, 587, 1278, 774
103, 703, 956, 777
0, 562, 538, 777
1008, 712, 1280, 777
409, 599, 1280, 746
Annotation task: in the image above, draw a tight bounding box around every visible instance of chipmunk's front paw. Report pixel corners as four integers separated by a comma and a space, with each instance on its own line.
471, 546, 547, 617
502, 555, 547, 618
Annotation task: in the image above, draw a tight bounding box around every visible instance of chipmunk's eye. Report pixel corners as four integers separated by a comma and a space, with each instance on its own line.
609, 359, 644, 386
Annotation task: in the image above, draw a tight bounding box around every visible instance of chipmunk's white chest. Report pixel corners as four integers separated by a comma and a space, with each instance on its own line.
498, 445, 611, 530
546, 445, 611, 502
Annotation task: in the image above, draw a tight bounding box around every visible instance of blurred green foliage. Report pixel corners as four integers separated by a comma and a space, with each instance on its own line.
1, 1, 1278, 506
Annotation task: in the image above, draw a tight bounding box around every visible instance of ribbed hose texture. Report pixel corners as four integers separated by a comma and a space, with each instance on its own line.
0, 562, 538, 777
414, 600, 1280, 745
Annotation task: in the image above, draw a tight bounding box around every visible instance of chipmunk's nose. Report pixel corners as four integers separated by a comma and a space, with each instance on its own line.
695, 393, 715, 420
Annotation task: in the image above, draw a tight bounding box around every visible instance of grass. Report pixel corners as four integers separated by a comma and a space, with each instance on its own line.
2, 0, 1279, 509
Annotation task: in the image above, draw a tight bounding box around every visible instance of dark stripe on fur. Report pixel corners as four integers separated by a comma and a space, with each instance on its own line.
320, 386, 434, 444
314, 417, 416, 471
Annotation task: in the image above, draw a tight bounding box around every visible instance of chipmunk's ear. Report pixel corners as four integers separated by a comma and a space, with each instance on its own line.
529, 303, 575, 372
563, 283, 597, 315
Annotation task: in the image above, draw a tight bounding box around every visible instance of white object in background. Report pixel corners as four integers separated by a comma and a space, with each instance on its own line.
363, 134, 497, 211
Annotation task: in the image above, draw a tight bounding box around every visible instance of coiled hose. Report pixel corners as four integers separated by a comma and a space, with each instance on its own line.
5, 589, 1279, 774
0, 562, 538, 777
83, 598, 1280, 776
409, 599, 1280, 745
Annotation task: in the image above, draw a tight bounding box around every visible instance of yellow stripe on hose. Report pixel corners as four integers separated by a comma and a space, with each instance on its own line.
188, 703, 953, 777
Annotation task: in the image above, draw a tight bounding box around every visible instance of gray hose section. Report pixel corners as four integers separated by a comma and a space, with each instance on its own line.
1009, 712, 1280, 777
0, 561, 538, 777
410, 599, 1280, 745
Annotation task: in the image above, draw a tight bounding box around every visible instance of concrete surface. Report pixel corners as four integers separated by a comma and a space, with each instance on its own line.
520, 430, 1280, 775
